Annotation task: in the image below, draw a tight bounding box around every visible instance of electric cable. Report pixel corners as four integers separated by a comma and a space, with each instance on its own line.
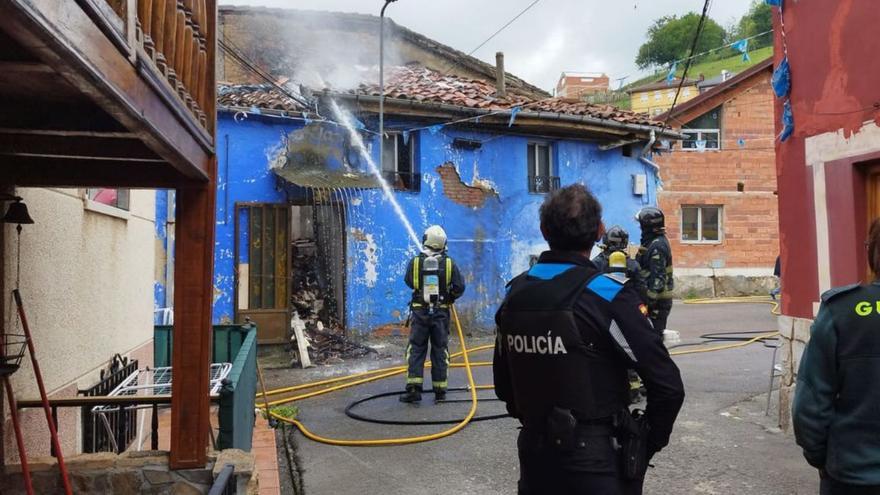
663, 0, 713, 129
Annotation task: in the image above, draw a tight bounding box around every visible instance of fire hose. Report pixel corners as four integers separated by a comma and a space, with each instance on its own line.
262, 298, 780, 446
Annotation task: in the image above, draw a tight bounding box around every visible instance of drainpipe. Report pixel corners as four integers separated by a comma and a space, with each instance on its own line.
638, 130, 660, 205
379, 0, 398, 173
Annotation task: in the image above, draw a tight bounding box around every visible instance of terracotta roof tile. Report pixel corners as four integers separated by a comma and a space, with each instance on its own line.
218, 66, 663, 128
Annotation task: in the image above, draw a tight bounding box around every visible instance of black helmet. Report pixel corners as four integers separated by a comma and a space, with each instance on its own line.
602, 225, 629, 252
636, 207, 665, 234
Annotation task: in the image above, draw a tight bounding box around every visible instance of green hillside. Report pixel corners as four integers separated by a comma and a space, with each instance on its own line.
624, 46, 773, 91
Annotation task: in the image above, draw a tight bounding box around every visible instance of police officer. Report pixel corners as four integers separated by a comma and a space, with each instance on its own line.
793, 218, 880, 494
400, 225, 465, 403
635, 207, 674, 336
593, 225, 648, 303
494, 185, 684, 494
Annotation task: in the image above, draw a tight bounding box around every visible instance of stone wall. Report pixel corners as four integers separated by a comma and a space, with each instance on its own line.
0, 449, 257, 495
775, 314, 813, 433
673, 274, 777, 299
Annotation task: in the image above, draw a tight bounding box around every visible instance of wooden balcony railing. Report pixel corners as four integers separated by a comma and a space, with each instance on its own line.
81, 0, 214, 133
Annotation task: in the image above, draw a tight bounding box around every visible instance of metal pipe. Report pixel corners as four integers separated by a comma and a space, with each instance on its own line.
379, 0, 398, 174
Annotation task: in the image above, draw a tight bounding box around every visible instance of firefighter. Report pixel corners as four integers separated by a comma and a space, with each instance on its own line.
400, 225, 465, 403
635, 207, 674, 337
592, 225, 648, 303
793, 218, 880, 494
494, 185, 684, 494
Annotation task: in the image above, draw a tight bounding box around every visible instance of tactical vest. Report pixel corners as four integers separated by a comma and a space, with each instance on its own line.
496, 264, 629, 422
410, 253, 454, 309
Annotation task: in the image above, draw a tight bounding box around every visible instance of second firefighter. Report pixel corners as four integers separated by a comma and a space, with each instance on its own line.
400, 225, 466, 403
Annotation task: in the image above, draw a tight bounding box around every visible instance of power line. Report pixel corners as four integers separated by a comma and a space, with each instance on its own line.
218, 38, 312, 108
442, 0, 544, 76
664, 0, 713, 128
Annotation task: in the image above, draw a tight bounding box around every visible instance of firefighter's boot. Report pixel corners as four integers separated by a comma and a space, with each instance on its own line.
433, 387, 447, 403
399, 384, 422, 403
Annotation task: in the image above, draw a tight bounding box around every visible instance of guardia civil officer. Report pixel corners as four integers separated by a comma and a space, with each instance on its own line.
793, 218, 880, 494
494, 185, 684, 494
635, 207, 674, 336
400, 225, 465, 403
593, 225, 648, 303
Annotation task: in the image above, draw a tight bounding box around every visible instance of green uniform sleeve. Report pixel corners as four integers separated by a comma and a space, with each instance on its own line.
792, 305, 838, 469
646, 247, 668, 301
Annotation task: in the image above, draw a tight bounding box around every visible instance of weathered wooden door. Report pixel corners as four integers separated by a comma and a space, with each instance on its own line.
234, 203, 290, 344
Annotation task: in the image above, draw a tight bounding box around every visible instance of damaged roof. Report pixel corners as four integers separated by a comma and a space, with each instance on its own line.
218, 66, 666, 129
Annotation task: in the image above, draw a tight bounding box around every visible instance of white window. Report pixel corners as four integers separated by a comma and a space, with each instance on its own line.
654, 91, 661, 101
527, 143, 557, 193
87, 188, 130, 210
667, 89, 675, 99
640, 93, 648, 102
681, 129, 720, 151
683, 87, 692, 98
381, 133, 419, 192
681, 206, 722, 243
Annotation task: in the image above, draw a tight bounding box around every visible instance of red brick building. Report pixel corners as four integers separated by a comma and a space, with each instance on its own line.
555, 72, 610, 99
770, 0, 880, 428
656, 59, 777, 296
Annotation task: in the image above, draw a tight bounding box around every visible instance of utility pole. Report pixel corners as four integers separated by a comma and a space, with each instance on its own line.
379, 0, 398, 172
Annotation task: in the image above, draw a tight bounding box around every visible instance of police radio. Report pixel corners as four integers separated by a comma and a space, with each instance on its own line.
422, 255, 442, 313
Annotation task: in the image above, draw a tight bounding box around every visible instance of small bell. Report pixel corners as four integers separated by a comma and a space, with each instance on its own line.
2, 199, 34, 225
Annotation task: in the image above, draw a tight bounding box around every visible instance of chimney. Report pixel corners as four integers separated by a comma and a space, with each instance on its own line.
495, 51, 506, 97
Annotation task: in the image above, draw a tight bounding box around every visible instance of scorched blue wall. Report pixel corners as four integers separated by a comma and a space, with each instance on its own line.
211, 110, 659, 332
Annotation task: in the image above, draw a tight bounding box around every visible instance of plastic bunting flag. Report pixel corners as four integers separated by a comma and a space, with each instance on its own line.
772, 57, 791, 98
508, 106, 522, 127
737, 138, 746, 148
402, 130, 410, 144
428, 124, 444, 135
695, 140, 707, 152
666, 62, 677, 84
249, 106, 262, 115
731, 39, 750, 62
302, 112, 312, 126
765, 0, 782, 6
779, 99, 794, 142
353, 118, 366, 130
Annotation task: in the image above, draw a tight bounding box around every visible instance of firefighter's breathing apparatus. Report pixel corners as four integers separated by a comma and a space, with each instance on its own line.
261, 298, 780, 446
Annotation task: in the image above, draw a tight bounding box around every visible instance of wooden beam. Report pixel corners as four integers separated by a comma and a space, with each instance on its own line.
0, 100, 129, 134
0, 0, 213, 184
0, 158, 181, 188
0, 133, 161, 161
169, 156, 217, 469
0, 61, 53, 74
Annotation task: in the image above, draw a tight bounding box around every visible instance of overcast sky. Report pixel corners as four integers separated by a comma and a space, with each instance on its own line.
224, 0, 755, 91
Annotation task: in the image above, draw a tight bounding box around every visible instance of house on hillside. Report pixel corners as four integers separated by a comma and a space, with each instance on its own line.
655, 59, 777, 297
210, 7, 680, 343
769, 1, 880, 430
556, 72, 610, 99
629, 77, 701, 116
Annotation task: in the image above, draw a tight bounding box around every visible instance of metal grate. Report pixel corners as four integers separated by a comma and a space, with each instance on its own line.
80, 357, 139, 453
528, 175, 561, 193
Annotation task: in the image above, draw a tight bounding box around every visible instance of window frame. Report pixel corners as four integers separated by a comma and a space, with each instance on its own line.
527, 142, 559, 194
85, 188, 131, 213
680, 128, 721, 151
680, 205, 723, 244
381, 132, 420, 192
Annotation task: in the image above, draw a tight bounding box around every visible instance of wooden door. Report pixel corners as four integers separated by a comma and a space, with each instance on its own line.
234, 203, 290, 344
867, 167, 880, 280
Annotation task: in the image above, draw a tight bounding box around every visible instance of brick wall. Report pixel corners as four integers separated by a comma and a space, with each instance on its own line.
436, 163, 497, 208
656, 71, 779, 270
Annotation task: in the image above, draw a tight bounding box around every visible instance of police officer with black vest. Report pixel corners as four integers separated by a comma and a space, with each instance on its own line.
494, 185, 685, 494
794, 218, 880, 494
635, 207, 675, 337
400, 225, 465, 404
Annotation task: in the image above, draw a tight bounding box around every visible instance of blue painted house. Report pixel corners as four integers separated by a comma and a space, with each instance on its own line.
209, 66, 678, 342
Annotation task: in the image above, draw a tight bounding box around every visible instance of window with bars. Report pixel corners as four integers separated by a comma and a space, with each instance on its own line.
527, 143, 559, 193
381, 132, 420, 192
681, 205, 722, 243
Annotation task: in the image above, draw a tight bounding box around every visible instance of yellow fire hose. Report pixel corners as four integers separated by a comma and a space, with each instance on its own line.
268, 306, 482, 446
261, 297, 780, 446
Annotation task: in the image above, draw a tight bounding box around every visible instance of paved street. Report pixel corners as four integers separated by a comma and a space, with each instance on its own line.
265, 301, 817, 494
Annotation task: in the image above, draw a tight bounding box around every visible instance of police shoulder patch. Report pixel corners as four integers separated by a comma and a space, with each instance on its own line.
586, 273, 626, 302
821, 283, 861, 303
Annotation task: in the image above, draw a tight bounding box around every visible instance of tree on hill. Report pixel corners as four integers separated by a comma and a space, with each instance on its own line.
635, 13, 727, 70
732, 0, 773, 48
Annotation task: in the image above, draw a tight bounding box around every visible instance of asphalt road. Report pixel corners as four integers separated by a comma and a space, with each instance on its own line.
266, 301, 818, 495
